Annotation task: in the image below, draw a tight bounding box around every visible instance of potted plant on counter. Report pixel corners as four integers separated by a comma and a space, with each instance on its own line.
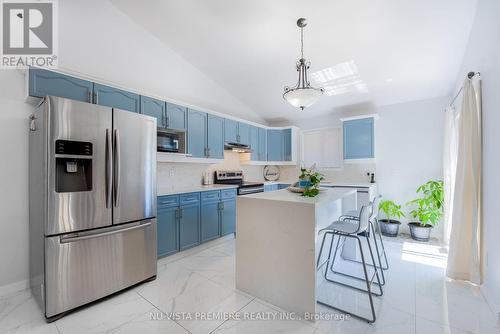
406, 180, 444, 242
298, 167, 324, 197
378, 200, 405, 237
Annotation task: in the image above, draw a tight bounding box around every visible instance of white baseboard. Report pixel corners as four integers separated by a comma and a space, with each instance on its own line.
0, 279, 29, 297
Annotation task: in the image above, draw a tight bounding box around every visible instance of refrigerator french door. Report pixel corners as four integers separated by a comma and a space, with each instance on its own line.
29, 96, 157, 320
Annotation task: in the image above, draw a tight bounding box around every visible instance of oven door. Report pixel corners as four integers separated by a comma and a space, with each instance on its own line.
238, 185, 264, 196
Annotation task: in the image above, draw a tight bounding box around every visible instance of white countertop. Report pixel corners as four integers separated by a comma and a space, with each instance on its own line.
157, 184, 238, 196
239, 187, 356, 206
320, 181, 376, 188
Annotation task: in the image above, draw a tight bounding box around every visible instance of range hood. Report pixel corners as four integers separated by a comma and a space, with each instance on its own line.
224, 142, 253, 153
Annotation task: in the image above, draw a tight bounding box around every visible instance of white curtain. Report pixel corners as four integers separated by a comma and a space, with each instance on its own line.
445, 76, 482, 284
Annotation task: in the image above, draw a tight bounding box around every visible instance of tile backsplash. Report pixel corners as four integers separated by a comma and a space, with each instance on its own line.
157, 151, 264, 190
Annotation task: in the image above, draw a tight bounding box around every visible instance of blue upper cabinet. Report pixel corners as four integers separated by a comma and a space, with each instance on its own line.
93, 83, 140, 113
249, 126, 259, 161
207, 114, 224, 159
258, 127, 267, 161
224, 119, 238, 143
343, 117, 375, 160
187, 109, 208, 158
140, 96, 166, 127
267, 129, 284, 161
283, 128, 292, 161
238, 122, 250, 145
166, 102, 187, 130
29, 68, 93, 103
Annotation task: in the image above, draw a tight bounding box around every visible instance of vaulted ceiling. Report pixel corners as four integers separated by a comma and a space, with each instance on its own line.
111, 0, 477, 123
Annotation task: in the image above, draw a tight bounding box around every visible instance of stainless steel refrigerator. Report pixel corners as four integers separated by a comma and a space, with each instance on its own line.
29, 96, 157, 321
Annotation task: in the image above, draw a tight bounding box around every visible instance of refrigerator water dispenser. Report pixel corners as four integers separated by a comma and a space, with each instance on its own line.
55, 140, 93, 193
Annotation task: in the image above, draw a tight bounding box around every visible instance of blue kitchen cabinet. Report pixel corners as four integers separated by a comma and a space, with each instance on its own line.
264, 184, 279, 192
278, 183, 291, 190
220, 198, 237, 235
201, 191, 221, 242
140, 96, 166, 127
238, 122, 251, 145
207, 114, 224, 159
166, 102, 187, 130
187, 109, 208, 158
157, 205, 179, 258
258, 127, 267, 161
249, 125, 259, 160
179, 193, 201, 250
283, 129, 292, 161
157, 195, 180, 258
267, 129, 284, 161
93, 83, 140, 113
220, 189, 237, 235
343, 117, 375, 160
29, 68, 93, 103
224, 119, 239, 143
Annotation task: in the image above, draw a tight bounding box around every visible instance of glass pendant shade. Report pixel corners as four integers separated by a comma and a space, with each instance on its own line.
283, 87, 323, 110
283, 18, 323, 110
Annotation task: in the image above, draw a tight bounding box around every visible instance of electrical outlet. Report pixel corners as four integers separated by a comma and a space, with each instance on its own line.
169, 169, 174, 177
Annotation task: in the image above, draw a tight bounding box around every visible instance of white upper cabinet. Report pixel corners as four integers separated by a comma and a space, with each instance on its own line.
301, 128, 342, 168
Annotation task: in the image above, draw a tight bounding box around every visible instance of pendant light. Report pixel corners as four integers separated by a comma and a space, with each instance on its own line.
283, 18, 324, 110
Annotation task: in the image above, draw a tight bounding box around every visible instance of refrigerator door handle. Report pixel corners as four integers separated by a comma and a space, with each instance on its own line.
105, 129, 112, 208
113, 128, 121, 207
60, 221, 152, 243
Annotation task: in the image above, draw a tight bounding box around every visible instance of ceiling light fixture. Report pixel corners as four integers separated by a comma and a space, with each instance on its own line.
283, 18, 324, 110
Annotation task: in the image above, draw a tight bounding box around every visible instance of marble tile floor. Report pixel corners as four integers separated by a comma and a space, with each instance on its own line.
0, 235, 498, 334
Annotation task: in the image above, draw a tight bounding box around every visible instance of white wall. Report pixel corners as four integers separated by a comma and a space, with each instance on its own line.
455, 0, 500, 313
0, 0, 264, 292
276, 96, 447, 238
376, 97, 446, 238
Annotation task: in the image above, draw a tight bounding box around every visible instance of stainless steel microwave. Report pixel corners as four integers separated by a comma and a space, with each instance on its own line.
157, 129, 185, 153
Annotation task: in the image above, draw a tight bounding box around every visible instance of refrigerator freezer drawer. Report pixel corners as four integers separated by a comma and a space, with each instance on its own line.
44, 220, 157, 318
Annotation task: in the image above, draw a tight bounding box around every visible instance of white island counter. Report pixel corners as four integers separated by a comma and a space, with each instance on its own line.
235, 187, 357, 317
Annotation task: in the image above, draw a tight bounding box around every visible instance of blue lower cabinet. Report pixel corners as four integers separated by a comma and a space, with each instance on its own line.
93, 83, 140, 113
264, 184, 279, 192
278, 183, 290, 190
201, 201, 220, 242
220, 199, 236, 235
29, 68, 93, 102
201, 191, 221, 242
179, 203, 201, 250
157, 205, 179, 258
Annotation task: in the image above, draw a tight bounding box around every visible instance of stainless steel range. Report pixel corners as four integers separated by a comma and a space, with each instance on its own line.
29, 96, 157, 321
214, 170, 264, 195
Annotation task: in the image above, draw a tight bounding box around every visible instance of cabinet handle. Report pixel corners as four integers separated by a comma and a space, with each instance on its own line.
88, 91, 92, 103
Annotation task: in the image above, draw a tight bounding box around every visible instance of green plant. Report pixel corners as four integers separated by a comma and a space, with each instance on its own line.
299, 167, 324, 197
379, 200, 405, 223
406, 180, 444, 227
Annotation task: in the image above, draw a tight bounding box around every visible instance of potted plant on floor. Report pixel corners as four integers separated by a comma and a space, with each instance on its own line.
378, 200, 405, 237
406, 180, 444, 242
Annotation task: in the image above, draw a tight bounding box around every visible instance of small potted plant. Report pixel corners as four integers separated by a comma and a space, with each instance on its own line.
378, 200, 405, 237
298, 167, 324, 197
406, 180, 444, 242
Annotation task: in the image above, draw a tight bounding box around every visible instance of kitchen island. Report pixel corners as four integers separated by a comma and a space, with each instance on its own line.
235, 187, 357, 317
